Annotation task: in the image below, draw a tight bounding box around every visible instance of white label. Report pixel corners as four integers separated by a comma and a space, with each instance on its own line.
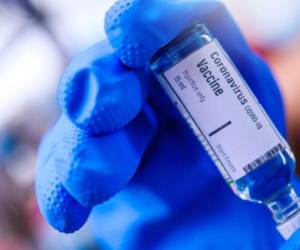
163, 40, 285, 181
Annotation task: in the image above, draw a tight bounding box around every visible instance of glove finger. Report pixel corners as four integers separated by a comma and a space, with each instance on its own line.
58, 40, 149, 135
56, 105, 157, 208
36, 117, 91, 233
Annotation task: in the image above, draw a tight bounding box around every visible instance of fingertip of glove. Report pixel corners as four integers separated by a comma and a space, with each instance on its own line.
105, 0, 150, 68
58, 41, 148, 135
36, 119, 91, 233
36, 179, 91, 233
105, 0, 135, 27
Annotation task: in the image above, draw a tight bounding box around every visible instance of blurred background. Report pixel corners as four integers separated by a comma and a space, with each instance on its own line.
1, 0, 300, 249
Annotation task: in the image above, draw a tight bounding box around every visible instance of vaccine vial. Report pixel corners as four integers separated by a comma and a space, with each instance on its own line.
150, 23, 300, 239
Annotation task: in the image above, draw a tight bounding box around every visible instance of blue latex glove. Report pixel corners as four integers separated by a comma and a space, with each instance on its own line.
36, 0, 300, 249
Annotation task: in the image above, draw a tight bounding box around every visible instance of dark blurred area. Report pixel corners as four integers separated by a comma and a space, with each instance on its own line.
1, 0, 300, 249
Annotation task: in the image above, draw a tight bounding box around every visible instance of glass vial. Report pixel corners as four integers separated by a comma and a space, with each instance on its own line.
149, 23, 300, 239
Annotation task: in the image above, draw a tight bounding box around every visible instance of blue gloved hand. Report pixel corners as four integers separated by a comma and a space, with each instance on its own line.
36, 0, 300, 249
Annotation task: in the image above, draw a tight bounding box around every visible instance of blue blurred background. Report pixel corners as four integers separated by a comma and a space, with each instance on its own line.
1, 0, 300, 249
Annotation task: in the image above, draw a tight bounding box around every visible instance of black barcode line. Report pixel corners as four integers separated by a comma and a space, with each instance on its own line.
243, 144, 285, 174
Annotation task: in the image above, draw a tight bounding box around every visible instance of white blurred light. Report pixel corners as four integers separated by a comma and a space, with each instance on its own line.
32, 0, 112, 54
223, 0, 300, 48
0, 26, 63, 128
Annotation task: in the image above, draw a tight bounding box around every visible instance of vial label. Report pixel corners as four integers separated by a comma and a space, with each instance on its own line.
162, 40, 286, 181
